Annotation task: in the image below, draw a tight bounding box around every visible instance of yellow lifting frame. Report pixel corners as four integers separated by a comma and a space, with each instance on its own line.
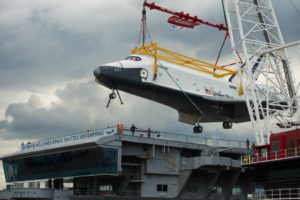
131, 42, 237, 79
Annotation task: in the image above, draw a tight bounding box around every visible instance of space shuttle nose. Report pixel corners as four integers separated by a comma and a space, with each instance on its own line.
93, 67, 101, 78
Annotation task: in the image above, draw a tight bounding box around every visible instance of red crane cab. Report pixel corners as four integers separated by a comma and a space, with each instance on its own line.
252, 129, 300, 163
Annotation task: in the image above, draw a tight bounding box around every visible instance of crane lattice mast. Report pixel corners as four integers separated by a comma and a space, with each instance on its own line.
224, 0, 298, 145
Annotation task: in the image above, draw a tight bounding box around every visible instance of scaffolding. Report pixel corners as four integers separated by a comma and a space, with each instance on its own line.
224, 0, 298, 145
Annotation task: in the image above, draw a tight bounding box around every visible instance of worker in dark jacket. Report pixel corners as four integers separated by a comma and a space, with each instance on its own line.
147, 128, 151, 138
130, 124, 137, 136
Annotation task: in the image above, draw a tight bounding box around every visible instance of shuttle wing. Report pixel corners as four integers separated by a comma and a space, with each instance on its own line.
178, 95, 247, 125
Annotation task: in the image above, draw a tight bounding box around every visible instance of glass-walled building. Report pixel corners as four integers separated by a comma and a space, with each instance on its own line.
1, 128, 121, 187
3, 147, 118, 182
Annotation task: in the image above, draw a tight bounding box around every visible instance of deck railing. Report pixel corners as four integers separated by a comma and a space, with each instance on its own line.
254, 188, 300, 200
18, 126, 250, 154
121, 128, 249, 149
242, 147, 300, 165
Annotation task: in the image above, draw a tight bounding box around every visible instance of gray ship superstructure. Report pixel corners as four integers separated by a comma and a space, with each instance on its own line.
0, 127, 251, 200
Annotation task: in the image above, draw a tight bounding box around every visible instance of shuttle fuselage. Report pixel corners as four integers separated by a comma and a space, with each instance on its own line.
94, 54, 249, 129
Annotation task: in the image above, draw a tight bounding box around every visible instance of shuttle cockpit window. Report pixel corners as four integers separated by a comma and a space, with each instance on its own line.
125, 56, 142, 61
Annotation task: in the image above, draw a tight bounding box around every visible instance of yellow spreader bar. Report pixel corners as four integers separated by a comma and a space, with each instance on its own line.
131, 42, 237, 79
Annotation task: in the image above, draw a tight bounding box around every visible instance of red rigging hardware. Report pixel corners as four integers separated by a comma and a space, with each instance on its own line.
144, 2, 228, 31
167, 16, 198, 28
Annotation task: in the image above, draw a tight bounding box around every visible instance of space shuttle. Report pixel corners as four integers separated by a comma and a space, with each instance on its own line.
93, 43, 249, 133
93, 43, 280, 133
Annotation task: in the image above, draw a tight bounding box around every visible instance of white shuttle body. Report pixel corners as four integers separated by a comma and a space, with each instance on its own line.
93, 50, 255, 132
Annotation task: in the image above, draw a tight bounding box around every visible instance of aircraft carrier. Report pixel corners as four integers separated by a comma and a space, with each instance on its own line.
0, 127, 254, 200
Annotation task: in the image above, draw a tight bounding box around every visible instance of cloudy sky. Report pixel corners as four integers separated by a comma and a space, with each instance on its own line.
0, 0, 299, 189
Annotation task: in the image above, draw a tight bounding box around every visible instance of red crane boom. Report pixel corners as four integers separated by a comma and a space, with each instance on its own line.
144, 2, 228, 32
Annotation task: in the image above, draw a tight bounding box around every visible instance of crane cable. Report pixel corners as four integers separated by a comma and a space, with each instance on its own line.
156, 59, 206, 119
137, 1, 153, 47
138, 1, 156, 128
214, 0, 230, 67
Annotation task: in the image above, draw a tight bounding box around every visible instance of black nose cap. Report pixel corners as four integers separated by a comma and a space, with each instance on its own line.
93, 67, 101, 78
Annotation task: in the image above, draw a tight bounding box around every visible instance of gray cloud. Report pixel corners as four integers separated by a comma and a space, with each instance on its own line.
272, 0, 300, 43
0, 80, 179, 140
0, 0, 141, 90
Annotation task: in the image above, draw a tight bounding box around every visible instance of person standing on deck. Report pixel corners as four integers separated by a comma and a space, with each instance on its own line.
147, 128, 151, 138
130, 124, 137, 136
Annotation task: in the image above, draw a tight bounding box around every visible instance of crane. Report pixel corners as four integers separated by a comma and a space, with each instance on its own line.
223, 0, 300, 145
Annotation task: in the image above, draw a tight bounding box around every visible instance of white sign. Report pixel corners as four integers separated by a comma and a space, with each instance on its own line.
20, 128, 117, 152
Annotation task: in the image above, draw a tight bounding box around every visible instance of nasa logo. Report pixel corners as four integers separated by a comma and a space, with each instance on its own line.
140, 69, 149, 80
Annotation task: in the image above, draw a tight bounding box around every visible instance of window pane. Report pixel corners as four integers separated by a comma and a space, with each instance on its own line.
272, 140, 279, 152
3, 147, 118, 182
157, 184, 162, 192
163, 185, 168, 192
287, 140, 294, 149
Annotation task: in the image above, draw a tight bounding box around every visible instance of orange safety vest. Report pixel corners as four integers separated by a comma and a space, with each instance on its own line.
117, 124, 124, 133
120, 124, 124, 133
